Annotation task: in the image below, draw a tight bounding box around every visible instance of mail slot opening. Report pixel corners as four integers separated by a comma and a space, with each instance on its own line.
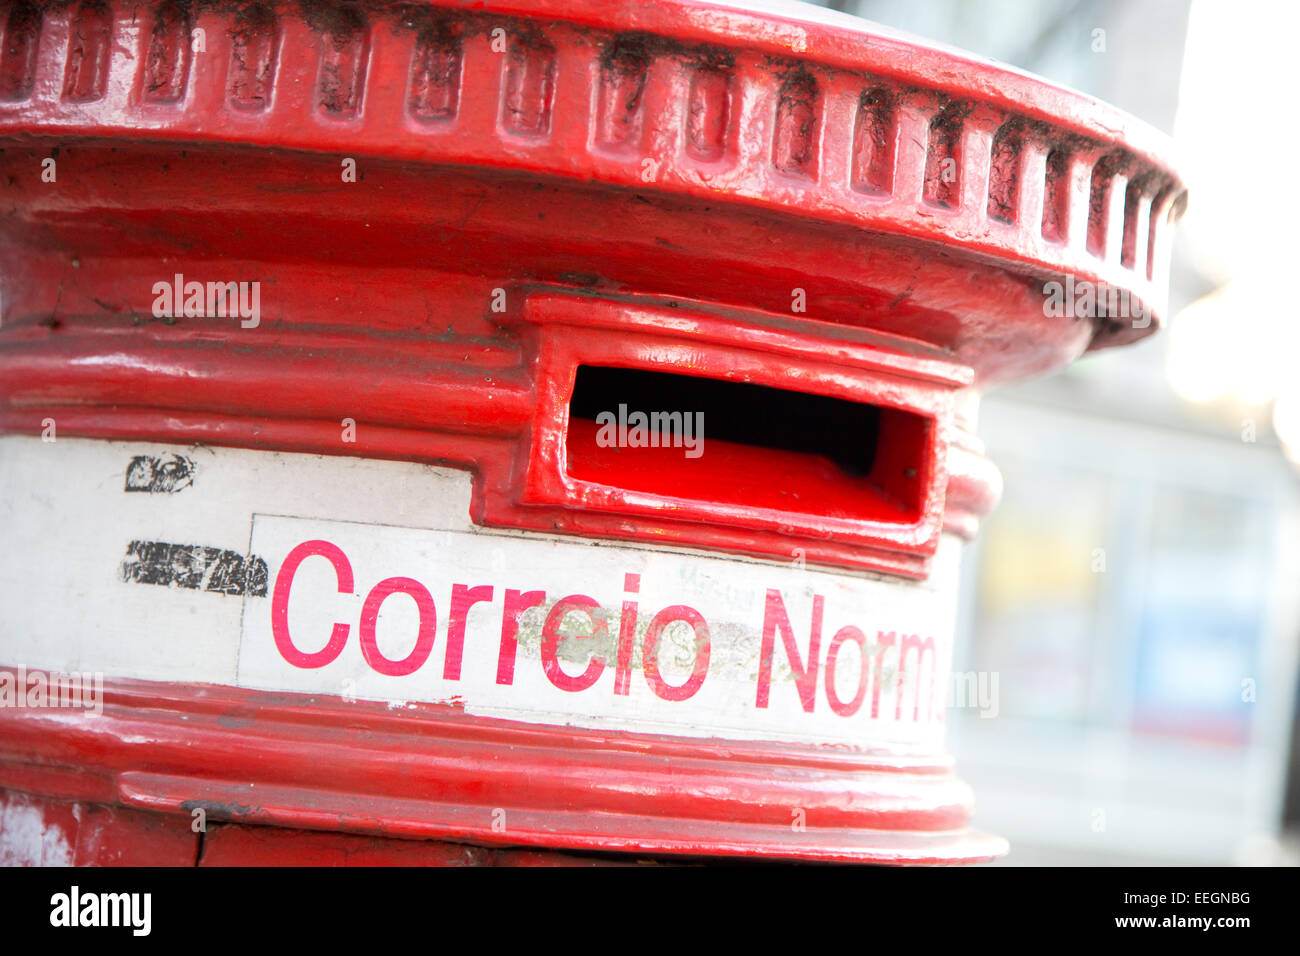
565, 365, 932, 524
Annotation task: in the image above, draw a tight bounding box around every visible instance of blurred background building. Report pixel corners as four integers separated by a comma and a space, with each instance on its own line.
806, 0, 1300, 864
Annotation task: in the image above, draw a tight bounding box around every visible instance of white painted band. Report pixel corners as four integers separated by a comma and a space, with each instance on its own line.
0, 435, 962, 750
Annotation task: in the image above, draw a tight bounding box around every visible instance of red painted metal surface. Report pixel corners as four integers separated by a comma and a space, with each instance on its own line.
0, 788, 197, 866
0, 788, 629, 866
197, 823, 631, 867
0, 0, 1183, 864
0, 674, 997, 864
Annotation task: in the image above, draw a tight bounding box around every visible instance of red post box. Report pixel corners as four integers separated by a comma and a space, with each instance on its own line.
0, 0, 1183, 864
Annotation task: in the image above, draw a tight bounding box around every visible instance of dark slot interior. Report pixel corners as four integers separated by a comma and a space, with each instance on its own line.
570, 365, 880, 475
565, 365, 932, 524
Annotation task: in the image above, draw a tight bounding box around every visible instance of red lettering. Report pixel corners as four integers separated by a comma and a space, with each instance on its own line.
756, 589, 823, 711
824, 625, 868, 717
443, 583, 494, 680
895, 633, 937, 720
642, 605, 710, 702
870, 630, 896, 718
496, 588, 546, 685
271, 539, 353, 669
541, 595, 607, 692
613, 572, 640, 696
359, 576, 437, 677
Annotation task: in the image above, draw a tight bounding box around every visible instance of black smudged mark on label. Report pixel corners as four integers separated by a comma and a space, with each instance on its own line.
125, 454, 197, 494
121, 541, 268, 597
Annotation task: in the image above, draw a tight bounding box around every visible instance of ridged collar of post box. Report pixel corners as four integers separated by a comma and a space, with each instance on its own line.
0, 0, 1183, 578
